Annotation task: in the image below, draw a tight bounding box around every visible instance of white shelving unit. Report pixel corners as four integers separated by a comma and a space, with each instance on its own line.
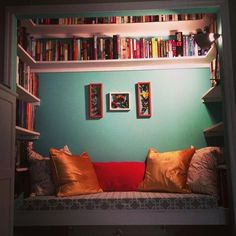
18, 15, 215, 73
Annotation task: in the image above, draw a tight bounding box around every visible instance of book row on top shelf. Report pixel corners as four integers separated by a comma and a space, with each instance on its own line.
32, 13, 205, 25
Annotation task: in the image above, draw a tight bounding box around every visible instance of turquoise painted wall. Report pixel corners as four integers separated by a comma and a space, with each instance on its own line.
34, 68, 222, 161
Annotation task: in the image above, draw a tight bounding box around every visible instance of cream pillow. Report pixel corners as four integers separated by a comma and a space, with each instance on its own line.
187, 146, 223, 195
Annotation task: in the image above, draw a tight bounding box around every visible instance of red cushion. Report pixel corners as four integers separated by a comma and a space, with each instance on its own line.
93, 162, 145, 191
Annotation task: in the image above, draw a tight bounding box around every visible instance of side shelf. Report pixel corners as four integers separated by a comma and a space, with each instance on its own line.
16, 84, 40, 104
202, 85, 222, 102
16, 126, 40, 139
203, 121, 224, 137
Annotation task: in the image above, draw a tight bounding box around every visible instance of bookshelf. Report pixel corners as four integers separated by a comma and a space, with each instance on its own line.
21, 15, 211, 38
15, 44, 41, 175
17, 13, 216, 72
17, 43, 216, 73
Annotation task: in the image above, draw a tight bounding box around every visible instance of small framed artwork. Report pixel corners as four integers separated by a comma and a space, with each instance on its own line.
136, 82, 152, 117
109, 92, 130, 111
89, 83, 103, 119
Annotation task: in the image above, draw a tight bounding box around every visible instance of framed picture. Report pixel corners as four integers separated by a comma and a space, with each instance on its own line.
136, 82, 152, 117
109, 92, 130, 111
89, 83, 103, 119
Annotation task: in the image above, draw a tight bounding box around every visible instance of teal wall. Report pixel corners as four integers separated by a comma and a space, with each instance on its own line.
34, 68, 222, 161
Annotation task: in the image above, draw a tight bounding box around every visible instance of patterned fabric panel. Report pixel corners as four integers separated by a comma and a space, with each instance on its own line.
16, 192, 218, 211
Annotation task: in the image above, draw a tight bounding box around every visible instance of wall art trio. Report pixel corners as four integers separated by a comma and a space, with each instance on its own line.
89, 82, 151, 119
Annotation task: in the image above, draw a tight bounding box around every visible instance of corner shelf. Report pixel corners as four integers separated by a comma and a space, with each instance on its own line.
17, 43, 216, 73
16, 84, 40, 104
203, 121, 224, 137
15, 126, 40, 139
202, 85, 222, 102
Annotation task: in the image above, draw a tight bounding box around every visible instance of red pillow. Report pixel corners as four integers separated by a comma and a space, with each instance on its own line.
94, 162, 145, 191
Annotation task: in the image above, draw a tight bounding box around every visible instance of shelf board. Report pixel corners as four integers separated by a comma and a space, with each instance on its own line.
21, 16, 211, 38
202, 85, 222, 102
17, 44, 36, 67
204, 121, 224, 137
16, 84, 40, 103
17, 44, 216, 73
16, 126, 40, 139
16, 167, 29, 172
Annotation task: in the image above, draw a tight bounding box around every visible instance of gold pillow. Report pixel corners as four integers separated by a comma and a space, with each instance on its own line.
138, 147, 195, 193
50, 148, 102, 197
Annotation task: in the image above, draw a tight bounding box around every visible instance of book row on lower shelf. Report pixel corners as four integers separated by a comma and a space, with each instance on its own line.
16, 99, 38, 132
19, 32, 206, 62
16, 56, 39, 97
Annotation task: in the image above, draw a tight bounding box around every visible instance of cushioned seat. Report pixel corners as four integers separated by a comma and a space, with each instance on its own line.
16, 191, 218, 211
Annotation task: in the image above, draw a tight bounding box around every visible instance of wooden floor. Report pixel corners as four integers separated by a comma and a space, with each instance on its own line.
14, 225, 231, 236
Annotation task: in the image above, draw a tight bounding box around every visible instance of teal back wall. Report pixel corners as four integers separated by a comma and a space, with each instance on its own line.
34, 68, 221, 161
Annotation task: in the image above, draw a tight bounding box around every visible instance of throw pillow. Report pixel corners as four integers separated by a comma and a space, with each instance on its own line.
27, 144, 72, 196
187, 146, 223, 195
27, 149, 55, 196
50, 148, 103, 197
138, 147, 195, 193
94, 162, 145, 191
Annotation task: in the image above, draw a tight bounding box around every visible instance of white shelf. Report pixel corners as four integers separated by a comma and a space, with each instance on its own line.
17, 44, 36, 67
16, 84, 40, 103
15, 167, 29, 172
202, 85, 222, 102
21, 16, 211, 38
204, 121, 224, 137
15, 126, 40, 139
17, 44, 216, 73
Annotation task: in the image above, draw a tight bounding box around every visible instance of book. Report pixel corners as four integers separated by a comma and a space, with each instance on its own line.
175, 32, 183, 57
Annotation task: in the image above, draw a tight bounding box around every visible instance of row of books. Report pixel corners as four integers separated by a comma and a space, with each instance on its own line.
24, 33, 204, 62
31, 13, 205, 25
210, 52, 221, 87
16, 57, 39, 97
16, 100, 37, 131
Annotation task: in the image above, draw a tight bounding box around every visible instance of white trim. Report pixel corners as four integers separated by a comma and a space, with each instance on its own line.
218, 0, 236, 231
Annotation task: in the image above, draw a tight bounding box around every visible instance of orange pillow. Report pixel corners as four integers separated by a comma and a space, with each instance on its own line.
138, 147, 195, 193
50, 148, 102, 197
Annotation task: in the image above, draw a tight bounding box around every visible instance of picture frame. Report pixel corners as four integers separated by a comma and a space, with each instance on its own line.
89, 83, 103, 119
136, 82, 152, 117
109, 92, 130, 111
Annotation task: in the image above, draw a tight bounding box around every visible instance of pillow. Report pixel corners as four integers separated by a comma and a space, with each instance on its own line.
138, 147, 195, 193
50, 148, 102, 197
187, 146, 223, 195
27, 144, 72, 196
27, 149, 55, 196
60, 145, 72, 155
94, 162, 145, 191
